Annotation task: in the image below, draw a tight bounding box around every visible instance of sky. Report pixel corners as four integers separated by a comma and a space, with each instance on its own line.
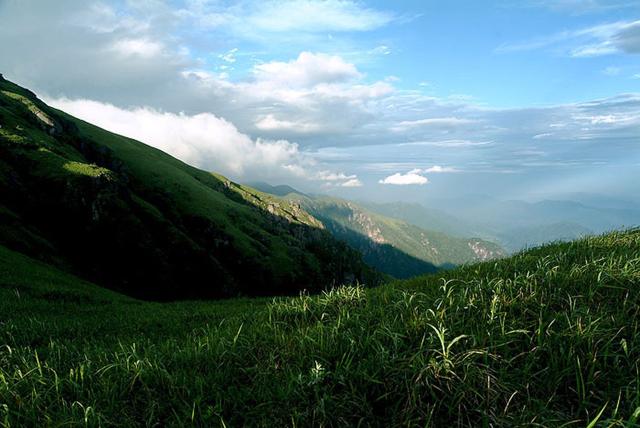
0, 0, 639, 203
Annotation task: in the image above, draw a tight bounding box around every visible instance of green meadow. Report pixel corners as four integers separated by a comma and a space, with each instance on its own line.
2, 229, 639, 426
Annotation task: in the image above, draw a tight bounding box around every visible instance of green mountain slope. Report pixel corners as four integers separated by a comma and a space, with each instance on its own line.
2, 230, 639, 426
250, 186, 505, 278
302, 197, 505, 274
0, 76, 379, 299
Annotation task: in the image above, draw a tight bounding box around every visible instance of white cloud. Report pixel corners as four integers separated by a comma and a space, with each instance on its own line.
254, 114, 322, 133
219, 48, 238, 63
422, 165, 459, 173
533, 132, 554, 139
253, 52, 361, 88
45, 97, 356, 184
574, 113, 640, 125
316, 171, 357, 181
571, 44, 618, 57
378, 166, 458, 177
179, 52, 394, 138
379, 170, 429, 185
341, 178, 363, 187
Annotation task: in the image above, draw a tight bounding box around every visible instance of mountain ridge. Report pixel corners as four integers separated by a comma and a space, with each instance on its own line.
0, 76, 381, 299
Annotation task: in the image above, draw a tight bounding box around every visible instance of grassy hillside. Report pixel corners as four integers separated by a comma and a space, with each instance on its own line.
2, 229, 639, 426
0, 76, 379, 299
285, 194, 505, 278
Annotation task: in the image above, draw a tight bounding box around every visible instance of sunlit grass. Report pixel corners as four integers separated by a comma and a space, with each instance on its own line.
62, 161, 112, 178
1, 229, 640, 426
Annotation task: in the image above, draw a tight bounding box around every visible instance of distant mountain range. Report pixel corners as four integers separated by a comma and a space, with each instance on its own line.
363, 196, 640, 252
251, 183, 505, 278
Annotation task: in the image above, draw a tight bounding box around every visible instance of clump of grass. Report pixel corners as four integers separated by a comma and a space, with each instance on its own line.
62, 161, 112, 178
1, 230, 640, 426
269, 284, 366, 324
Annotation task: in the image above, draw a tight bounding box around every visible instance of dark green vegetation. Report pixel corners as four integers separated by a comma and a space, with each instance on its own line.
251, 184, 505, 278
2, 229, 640, 426
0, 76, 379, 299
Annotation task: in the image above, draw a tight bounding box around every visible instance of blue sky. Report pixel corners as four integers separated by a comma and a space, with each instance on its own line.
184, 0, 640, 106
1, 0, 639, 202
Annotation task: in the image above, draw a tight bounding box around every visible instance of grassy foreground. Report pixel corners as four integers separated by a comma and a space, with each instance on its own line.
1, 230, 640, 426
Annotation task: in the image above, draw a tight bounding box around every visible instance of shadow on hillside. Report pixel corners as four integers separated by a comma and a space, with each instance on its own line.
311, 216, 442, 279
222, 191, 447, 279
236, 187, 449, 279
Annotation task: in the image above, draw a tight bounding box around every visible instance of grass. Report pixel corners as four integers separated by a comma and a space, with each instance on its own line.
1, 229, 640, 426
63, 161, 112, 178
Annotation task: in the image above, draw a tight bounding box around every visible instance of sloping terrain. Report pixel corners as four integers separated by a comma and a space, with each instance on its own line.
0, 76, 379, 299
252, 188, 505, 278
1, 230, 639, 426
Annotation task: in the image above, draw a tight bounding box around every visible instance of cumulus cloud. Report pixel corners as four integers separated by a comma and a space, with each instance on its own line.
177, 50, 394, 142
316, 171, 357, 181
253, 52, 361, 88
379, 170, 429, 185
46, 97, 357, 185
376, 166, 456, 186
254, 114, 322, 133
